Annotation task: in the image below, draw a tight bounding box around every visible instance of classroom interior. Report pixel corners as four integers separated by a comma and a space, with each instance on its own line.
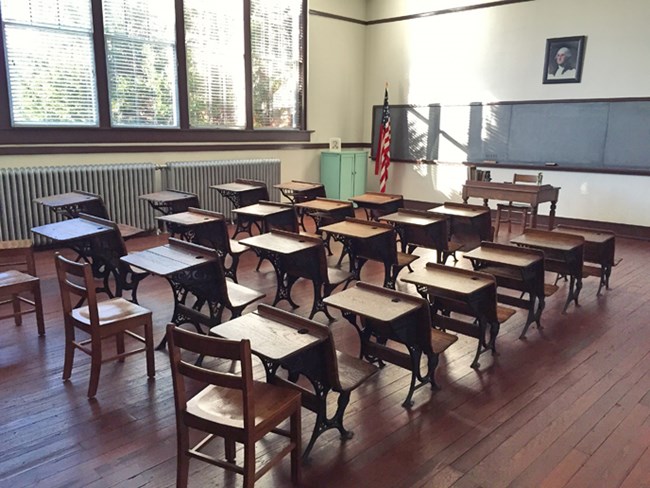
1, 1, 650, 487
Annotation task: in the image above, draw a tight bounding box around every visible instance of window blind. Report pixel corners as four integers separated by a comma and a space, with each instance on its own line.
184, 0, 246, 129
250, 0, 303, 129
103, 0, 178, 128
0, 0, 98, 126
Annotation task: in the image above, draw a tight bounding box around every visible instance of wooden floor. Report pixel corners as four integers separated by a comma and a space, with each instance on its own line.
2, 225, 650, 488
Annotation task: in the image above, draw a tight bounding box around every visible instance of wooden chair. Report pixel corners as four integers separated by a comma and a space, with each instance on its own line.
55, 253, 155, 398
187, 208, 249, 283
494, 174, 539, 236
275, 230, 353, 320
0, 240, 45, 336
167, 323, 302, 488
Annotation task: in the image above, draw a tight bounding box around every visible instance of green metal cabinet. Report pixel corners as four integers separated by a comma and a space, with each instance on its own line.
320, 151, 368, 200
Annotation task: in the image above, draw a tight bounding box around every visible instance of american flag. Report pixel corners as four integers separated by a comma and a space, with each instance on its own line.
375, 87, 391, 193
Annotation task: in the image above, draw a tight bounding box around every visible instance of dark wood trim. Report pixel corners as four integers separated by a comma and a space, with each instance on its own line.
175, 0, 190, 130
0, 127, 312, 145
308, 9, 367, 25
0, 8, 11, 130
404, 199, 650, 241
91, 0, 111, 128
244, 0, 254, 130
301, 0, 308, 131
0, 139, 371, 156
366, 0, 534, 25
464, 161, 650, 178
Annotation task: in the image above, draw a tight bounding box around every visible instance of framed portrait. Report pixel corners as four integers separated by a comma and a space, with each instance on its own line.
543, 36, 586, 84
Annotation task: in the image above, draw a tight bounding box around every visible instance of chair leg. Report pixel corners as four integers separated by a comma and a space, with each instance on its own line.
290, 407, 302, 485
177, 427, 190, 488
243, 443, 256, 488
33, 285, 45, 336
225, 438, 236, 463
494, 208, 502, 237
63, 325, 75, 381
144, 319, 155, 378
116, 332, 125, 362
12, 294, 22, 326
88, 337, 102, 398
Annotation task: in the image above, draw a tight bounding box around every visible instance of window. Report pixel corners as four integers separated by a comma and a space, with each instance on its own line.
0, 0, 98, 126
0, 0, 307, 146
184, 0, 246, 129
251, 0, 303, 129
103, 0, 178, 128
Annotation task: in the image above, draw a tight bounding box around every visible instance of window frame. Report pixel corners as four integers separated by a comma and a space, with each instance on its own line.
0, 0, 309, 145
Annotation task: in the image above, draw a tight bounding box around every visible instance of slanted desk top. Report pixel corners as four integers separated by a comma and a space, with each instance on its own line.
323, 281, 423, 322
240, 230, 320, 255
139, 190, 197, 203
380, 208, 446, 227
34, 191, 99, 208
428, 203, 490, 219
319, 219, 391, 239
511, 229, 583, 252
349, 192, 403, 206
274, 181, 322, 193
464, 242, 543, 268
401, 262, 495, 297
156, 209, 221, 227
232, 202, 290, 218
31, 217, 112, 242
294, 197, 352, 212
211, 182, 264, 193
212, 307, 325, 361
121, 241, 216, 276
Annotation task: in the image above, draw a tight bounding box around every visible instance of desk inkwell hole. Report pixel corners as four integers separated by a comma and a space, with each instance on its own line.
371, 226, 378, 230
391, 298, 400, 303
471, 277, 478, 280
298, 239, 305, 243
195, 255, 203, 259
297, 328, 309, 334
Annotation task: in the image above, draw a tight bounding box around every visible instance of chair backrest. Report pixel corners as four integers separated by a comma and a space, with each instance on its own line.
55, 252, 99, 325
260, 201, 299, 233
315, 201, 354, 230
272, 230, 329, 283
0, 240, 36, 275
73, 190, 111, 219
185, 208, 232, 254
166, 238, 232, 321
166, 324, 256, 428
255, 304, 343, 390
292, 181, 326, 203
513, 173, 538, 184
346, 218, 399, 265
78, 213, 128, 263
235, 179, 269, 206
168, 189, 201, 213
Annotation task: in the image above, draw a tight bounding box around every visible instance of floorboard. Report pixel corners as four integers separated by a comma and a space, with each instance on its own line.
0, 223, 648, 487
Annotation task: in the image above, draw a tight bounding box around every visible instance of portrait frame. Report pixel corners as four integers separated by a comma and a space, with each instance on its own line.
543, 36, 586, 84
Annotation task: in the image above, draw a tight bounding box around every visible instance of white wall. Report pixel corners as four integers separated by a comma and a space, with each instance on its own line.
362, 0, 650, 226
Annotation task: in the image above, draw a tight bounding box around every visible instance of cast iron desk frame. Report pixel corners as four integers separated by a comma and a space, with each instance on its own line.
324, 282, 441, 407
464, 242, 546, 338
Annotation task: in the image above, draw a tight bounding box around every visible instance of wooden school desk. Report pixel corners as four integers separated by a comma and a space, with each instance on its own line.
349, 192, 403, 220
213, 304, 377, 459
511, 229, 584, 313
324, 282, 457, 407
464, 242, 546, 338
402, 262, 507, 369
554, 225, 619, 295
428, 202, 492, 245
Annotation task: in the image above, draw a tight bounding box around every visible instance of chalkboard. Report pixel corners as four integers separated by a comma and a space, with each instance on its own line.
371, 99, 650, 170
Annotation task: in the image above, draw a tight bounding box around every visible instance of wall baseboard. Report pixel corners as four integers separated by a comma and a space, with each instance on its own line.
404, 199, 650, 241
